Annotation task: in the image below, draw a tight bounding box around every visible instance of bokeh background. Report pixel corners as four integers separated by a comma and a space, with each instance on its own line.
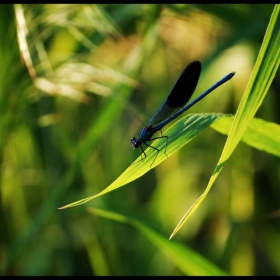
0, 4, 279, 276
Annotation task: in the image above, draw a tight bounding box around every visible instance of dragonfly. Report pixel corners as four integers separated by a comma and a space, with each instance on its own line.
131, 60, 235, 167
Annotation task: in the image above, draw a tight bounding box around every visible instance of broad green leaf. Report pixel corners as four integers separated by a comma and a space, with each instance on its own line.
212, 115, 280, 158
88, 207, 228, 276
170, 4, 280, 239
59, 113, 223, 209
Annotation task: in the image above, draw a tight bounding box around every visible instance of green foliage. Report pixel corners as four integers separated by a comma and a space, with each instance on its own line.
0, 3, 279, 276
88, 207, 228, 276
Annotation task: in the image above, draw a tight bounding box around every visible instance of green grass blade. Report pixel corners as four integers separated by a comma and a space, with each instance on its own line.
88, 207, 228, 276
59, 113, 223, 209
14, 4, 36, 79
170, 4, 280, 239
212, 115, 280, 158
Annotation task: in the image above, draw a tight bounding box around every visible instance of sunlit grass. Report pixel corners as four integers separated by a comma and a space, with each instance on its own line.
0, 3, 279, 276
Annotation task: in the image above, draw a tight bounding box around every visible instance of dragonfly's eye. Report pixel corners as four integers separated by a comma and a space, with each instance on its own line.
131, 137, 140, 149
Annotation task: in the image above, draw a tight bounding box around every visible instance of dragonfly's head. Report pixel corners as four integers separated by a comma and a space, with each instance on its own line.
131, 137, 141, 149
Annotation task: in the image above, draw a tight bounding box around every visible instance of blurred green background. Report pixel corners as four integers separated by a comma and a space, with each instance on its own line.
0, 4, 279, 276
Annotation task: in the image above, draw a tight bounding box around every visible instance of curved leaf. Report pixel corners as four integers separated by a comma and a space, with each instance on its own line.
59, 113, 223, 209
88, 207, 228, 276
212, 115, 280, 158
170, 4, 280, 239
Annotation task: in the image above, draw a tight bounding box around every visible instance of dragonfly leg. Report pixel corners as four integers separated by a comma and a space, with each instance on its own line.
149, 133, 169, 159
163, 135, 168, 158
142, 142, 160, 168
130, 145, 147, 166
140, 145, 147, 161
132, 134, 168, 168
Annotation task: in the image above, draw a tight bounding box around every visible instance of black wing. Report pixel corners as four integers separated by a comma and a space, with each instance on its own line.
147, 61, 201, 126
